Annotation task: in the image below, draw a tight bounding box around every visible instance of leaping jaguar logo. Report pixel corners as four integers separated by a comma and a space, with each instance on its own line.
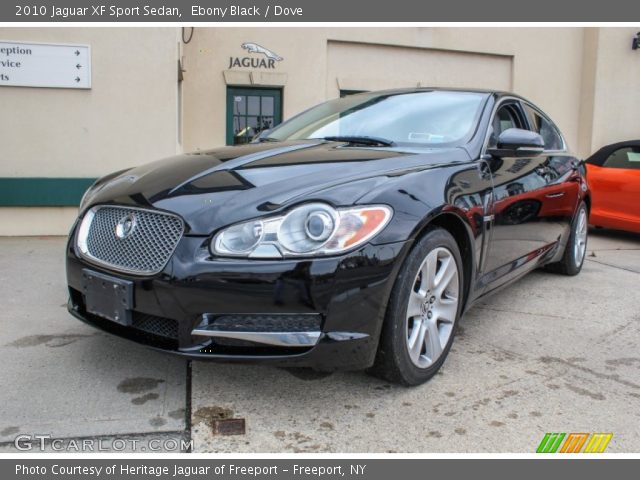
115, 213, 137, 240
241, 43, 283, 61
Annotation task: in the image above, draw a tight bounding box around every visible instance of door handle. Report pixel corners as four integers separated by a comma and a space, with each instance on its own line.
545, 192, 565, 198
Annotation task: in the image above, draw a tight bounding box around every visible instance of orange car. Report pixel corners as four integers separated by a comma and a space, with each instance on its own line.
585, 140, 640, 233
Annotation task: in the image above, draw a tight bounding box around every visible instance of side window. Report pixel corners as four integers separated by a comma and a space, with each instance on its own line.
603, 147, 640, 170
524, 104, 564, 151
488, 103, 526, 148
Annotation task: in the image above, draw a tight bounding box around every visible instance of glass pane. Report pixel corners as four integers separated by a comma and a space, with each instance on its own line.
248, 96, 260, 116
247, 117, 260, 129
233, 116, 248, 145
540, 118, 562, 150
233, 96, 246, 115
265, 90, 487, 147
260, 116, 274, 131
628, 151, 640, 162
523, 105, 539, 132
261, 96, 274, 116
604, 147, 640, 169
247, 116, 259, 137
233, 116, 246, 135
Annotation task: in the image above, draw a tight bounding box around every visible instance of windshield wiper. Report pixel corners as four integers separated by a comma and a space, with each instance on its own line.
320, 135, 395, 147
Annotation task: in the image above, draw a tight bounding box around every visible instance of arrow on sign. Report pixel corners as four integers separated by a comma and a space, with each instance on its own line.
76, 64, 82, 69
75, 77, 80, 82
75, 50, 80, 56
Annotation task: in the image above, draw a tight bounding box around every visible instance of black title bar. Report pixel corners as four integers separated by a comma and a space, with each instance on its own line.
3, 0, 640, 22
3, 459, 640, 480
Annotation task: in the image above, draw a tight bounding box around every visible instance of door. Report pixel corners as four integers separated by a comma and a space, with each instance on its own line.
226, 87, 282, 145
481, 101, 562, 289
522, 102, 582, 248
587, 145, 640, 231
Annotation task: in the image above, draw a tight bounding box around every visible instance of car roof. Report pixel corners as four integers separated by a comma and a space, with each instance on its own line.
586, 139, 640, 165
352, 87, 520, 99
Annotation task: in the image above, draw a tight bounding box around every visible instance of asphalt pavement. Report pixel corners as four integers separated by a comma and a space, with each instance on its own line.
1, 229, 638, 453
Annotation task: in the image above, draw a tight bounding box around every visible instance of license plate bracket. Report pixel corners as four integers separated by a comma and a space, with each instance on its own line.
81, 269, 134, 326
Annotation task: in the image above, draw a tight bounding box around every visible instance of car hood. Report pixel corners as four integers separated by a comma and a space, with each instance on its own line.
84, 140, 470, 235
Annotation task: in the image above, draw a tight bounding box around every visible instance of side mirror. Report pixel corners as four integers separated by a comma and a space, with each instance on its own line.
487, 128, 545, 158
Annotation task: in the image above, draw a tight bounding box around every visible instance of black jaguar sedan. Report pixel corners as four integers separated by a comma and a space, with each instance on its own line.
66, 88, 589, 385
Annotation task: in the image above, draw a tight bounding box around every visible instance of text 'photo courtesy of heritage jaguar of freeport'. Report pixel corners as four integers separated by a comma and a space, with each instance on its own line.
67, 88, 589, 386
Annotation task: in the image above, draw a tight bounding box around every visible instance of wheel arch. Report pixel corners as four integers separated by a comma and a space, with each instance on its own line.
369, 207, 479, 382
583, 192, 591, 214
410, 209, 477, 313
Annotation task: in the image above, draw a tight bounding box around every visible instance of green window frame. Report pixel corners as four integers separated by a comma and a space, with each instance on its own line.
226, 87, 282, 146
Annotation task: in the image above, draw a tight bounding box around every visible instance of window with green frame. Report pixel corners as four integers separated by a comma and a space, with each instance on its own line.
226, 87, 282, 145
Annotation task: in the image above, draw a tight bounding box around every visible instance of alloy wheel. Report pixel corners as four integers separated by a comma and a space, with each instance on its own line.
405, 247, 460, 369
574, 207, 588, 268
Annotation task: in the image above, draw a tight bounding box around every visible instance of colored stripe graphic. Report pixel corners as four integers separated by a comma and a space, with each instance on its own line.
537, 433, 566, 453
537, 433, 613, 453
560, 433, 589, 453
584, 433, 613, 453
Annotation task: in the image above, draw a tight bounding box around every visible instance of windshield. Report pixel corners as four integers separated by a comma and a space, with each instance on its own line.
265, 90, 488, 148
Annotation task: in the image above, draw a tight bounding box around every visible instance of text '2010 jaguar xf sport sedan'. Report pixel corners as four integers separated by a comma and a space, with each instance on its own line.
66, 89, 590, 385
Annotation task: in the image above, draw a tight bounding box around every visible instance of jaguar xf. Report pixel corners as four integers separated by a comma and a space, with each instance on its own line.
66, 89, 589, 385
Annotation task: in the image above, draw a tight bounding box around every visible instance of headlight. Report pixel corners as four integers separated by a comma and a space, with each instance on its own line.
211, 203, 392, 259
217, 220, 264, 253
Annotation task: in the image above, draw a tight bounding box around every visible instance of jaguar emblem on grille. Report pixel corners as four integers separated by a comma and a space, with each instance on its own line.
115, 213, 137, 240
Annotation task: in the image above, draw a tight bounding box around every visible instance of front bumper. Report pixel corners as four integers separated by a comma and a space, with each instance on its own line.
66, 228, 410, 371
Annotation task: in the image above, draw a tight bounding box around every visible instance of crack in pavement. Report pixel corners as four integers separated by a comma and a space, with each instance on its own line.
589, 248, 640, 252
586, 258, 640, 274
594, 320, 636, 346
474, 305, 575, 321
539, 356, 640, 390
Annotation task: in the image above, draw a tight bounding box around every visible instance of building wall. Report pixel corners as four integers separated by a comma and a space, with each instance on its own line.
588, 27, 640, 152
0, 27, 181, 235
325, 40, 513, 94
429, 28, 587, 155
1, 27, 638, 235
577, 28, 599, 160
181, 27, 586, 156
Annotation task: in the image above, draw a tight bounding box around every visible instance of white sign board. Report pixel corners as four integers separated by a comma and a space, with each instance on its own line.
0, 41, 91, 89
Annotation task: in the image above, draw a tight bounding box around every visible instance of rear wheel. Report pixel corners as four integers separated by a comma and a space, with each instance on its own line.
546, 201, 588, 276
369, 228, 463, 386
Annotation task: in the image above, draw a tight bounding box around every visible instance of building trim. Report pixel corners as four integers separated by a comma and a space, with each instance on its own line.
326, 38, 516, 60
0, 178, 97, 206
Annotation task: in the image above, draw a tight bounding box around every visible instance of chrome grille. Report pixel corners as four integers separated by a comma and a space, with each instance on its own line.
77, 206, 184, 275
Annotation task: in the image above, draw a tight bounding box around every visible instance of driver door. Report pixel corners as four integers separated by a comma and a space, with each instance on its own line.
481, 100, 555, 290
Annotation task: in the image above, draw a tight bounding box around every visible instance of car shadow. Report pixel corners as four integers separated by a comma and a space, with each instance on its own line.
588, 227, 640, 242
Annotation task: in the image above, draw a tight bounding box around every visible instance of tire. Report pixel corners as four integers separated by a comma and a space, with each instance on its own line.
369, 228, 464, 386
546, 201, 588, 276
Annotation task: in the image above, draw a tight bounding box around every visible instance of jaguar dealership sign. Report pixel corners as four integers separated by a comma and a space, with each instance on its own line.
228, 43, 283, 69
